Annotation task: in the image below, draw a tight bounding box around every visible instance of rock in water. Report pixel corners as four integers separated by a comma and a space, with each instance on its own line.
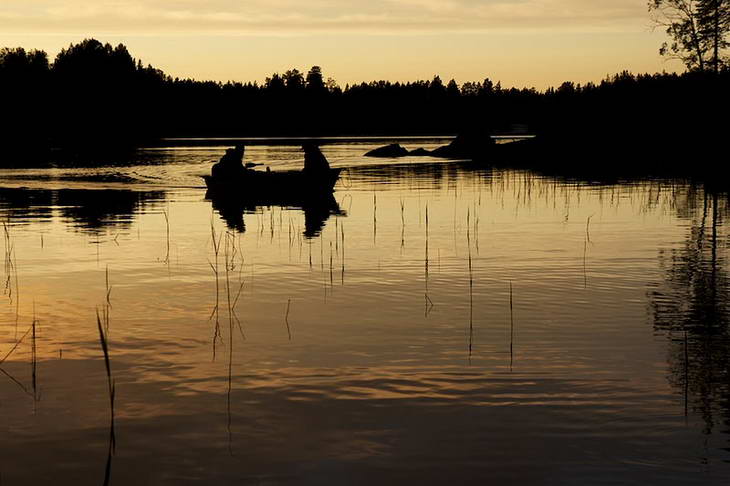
364, 143, 410, 158
429, 132, 496, 159
407, 148, 433, 156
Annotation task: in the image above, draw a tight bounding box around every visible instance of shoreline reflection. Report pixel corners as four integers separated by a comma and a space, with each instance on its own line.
0, 187, 165, 233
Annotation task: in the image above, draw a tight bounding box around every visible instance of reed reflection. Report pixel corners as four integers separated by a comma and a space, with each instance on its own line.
650, 187, 730, 449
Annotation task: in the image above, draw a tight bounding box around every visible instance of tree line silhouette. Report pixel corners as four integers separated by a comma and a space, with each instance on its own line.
0, 38, 728, 166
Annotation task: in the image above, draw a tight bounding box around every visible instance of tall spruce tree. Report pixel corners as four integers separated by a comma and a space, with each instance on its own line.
698, 0, 730, 72
650, 0, 729, 72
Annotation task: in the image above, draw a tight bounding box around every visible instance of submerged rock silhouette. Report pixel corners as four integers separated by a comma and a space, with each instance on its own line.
364, 133, 497, 160
407, 148, 432, 156
364, 143, 410, 158
429, 132, 496, 159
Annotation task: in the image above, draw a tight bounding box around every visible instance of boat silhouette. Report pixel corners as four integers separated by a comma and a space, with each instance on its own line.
203, 167, 342, 196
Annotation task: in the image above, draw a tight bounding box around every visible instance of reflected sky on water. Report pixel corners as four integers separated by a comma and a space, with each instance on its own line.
0, 140, 728, 485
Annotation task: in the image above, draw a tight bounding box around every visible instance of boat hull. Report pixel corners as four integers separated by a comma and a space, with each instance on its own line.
203, 168, 342, 197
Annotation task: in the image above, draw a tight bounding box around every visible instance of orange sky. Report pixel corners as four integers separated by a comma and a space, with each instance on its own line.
0, 1, 683, 89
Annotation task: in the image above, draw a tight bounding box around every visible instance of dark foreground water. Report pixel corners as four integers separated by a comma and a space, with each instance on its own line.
0, 138, 728, 485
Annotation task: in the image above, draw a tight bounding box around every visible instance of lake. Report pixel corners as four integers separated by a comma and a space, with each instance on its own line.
0, 138, 728, 485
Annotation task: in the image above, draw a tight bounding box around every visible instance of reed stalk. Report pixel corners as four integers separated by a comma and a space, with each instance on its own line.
31, 304, 38, 402
329, 242, 334, 286
162, 209, 170, 265
467, 229, 473, 361
3, 222, 20, 338
509, 281, 514, 370
0, 325, 31, 366
583, 215, 593, 288
425, 203, 431, 316
270, 208, 274, 241
209, 219, 222, 358
400, 199, 405, 250
285, 299, 292, 340
373, 192, 377, 244
98, 305, 116, 486
96, 309, 116, 454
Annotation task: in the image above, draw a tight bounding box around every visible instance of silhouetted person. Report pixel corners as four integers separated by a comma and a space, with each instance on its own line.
302, 196, 338, 238
207, 189, 249, 233
211, 145, 246, 179
302, 143, 330, 174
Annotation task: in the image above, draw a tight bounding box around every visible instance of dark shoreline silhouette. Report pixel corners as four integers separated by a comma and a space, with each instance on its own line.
1, 39, 728, 181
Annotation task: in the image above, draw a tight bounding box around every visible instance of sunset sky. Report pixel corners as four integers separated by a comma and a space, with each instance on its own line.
0, 0, 681, 89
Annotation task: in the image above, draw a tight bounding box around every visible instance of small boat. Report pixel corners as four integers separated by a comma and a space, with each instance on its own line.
202, 168, 342, 196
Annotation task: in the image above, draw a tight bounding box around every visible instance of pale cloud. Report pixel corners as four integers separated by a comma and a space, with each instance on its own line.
0, 0, 651, 35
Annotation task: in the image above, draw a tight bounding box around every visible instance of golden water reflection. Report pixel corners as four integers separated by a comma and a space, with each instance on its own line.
0, 150, 728, 484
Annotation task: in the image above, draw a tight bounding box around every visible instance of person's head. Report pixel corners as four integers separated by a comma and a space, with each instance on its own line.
302, 142, 319, 153
234, 144, 245, 156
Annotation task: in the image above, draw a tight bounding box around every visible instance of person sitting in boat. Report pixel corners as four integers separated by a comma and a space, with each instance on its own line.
211, 144, 247, 179
302, 143, 330, 175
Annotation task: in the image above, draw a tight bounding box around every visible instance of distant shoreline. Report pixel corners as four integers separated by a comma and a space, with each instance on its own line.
146, 134, 534, 148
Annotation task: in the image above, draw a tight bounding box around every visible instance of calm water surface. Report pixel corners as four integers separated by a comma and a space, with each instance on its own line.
0, 138, 728, 485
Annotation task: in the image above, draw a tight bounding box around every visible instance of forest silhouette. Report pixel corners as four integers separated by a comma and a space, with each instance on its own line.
0, 38, 728, 174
